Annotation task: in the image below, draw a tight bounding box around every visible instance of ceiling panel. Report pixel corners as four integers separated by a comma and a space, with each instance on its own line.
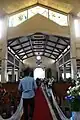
22, 42, 30, 47
0, 0, 80, 17
44, 53, 50, 56
8, 32, 70, 60
46, 46, 53, 50
13, 45, 21, 49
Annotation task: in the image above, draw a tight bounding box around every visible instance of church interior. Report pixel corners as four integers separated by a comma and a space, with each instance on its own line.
0, 0, 80, 120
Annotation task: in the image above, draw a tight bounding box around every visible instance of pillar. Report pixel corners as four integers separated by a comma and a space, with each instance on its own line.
12, 57, 15, 82
63, 55, 66, 81
1, 16, 8, 83
68, 14, 77, 81
17, 68, 20, 80
56, 61, 60, 81
12, 66, 15, 82
17, 61, 21, 80
63, 64, 66, 81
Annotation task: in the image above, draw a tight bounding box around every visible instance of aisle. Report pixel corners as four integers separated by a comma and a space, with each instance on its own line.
21, 87, 53, 120
33, 87, 53, 120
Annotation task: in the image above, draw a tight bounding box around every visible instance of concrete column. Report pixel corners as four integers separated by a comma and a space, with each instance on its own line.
63, 56, 66, 81
1, 59, 7, 83
68, 14, 77, 81
1, 16, 8, 83
50, 63, 57, 79
18, 61, 23, 79
56, 61, 60, 81
71, 58, 77, 80
17, 61, 21, 80
17, 68, 20, 80
59, 67, 63, 80
12, 57, 15, 82
63, 64, 66, 81
12, 66, 15, 82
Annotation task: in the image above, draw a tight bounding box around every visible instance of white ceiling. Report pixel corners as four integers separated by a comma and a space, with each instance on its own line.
0, 0, 80, 16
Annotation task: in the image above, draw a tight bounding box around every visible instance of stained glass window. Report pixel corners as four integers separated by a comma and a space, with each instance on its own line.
28, 6, 48, 19
9, 5, 68, 27
49, 10, 68, 26
9, 10, 27, 27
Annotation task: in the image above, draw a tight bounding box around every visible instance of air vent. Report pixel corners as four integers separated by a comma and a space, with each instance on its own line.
32, 34, 45, 39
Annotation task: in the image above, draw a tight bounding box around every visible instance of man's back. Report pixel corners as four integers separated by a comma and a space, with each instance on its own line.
18, 76, 37, 99
18, 67, 37, 120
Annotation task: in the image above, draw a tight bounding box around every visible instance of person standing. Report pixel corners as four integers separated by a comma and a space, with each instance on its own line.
18, 67, 37, 120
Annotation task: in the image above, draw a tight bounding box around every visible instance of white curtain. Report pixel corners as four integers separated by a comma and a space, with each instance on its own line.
50, 89, 70, 120
0, 98, 23, 120
49, 89, 80, 120
50, 89, 80, 120
71, 112, 80, 120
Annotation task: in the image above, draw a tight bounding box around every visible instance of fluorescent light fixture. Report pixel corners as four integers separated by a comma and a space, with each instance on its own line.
36, 55, 41, 60
64, 48, 67, 53
74, 19, 80, 37
58, 54, 62, 58
20, 59, 22, 62
11, 49, 15, 54
8, 47, 11, 50
67, 45, 70, 49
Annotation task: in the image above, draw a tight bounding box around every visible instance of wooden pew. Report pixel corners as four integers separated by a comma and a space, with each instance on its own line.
52, 82, 71, 106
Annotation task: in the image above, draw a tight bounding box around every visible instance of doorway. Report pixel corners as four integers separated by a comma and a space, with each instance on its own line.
34, 68, 45, 80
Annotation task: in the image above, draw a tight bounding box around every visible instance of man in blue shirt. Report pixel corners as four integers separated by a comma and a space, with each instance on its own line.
18, 67, 37, 120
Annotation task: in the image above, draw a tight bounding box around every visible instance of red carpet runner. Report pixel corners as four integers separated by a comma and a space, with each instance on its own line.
21, 87, 53, 120
33, 87, 53, 120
